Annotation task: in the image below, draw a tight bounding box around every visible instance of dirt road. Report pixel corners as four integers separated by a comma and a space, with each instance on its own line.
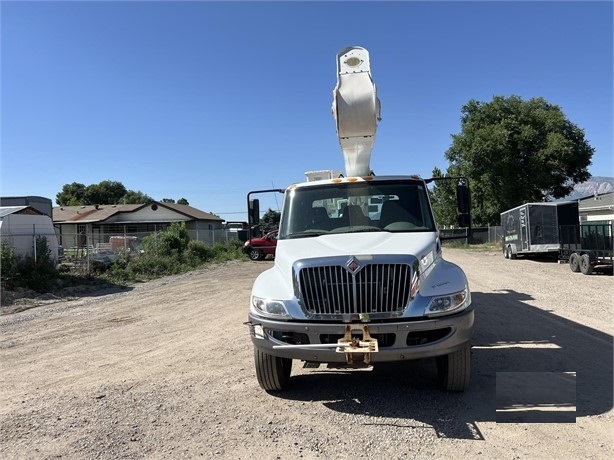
1, 249, 612, 459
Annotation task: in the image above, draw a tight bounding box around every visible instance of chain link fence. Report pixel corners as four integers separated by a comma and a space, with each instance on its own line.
20, 226, 504, 274
1, 229, 60, 263
55, 229, 248, 274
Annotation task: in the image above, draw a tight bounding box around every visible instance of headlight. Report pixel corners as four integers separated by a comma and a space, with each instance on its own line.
425, 288, 469, 317
250, 296, 290, 319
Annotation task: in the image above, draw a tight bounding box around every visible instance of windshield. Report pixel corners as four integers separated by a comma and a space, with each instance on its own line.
279, 180, 435, 239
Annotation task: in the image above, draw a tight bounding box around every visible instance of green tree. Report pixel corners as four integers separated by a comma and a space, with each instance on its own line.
444, 95, 593, 225
428, 167, 459, 228
121, 190, 154, 204
161, 198, 189, 205
56, 182, 86, 206
56, 181, 153, 205
85, 180, 127, 205
260, 208, 281, 232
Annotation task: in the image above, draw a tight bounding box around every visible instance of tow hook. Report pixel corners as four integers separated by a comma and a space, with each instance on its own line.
336, 324, 379, 365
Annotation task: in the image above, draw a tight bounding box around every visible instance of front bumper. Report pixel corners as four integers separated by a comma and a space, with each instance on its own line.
246, 307, 474, 363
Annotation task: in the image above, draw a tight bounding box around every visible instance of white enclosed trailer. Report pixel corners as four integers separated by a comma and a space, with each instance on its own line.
0, 206, 60, 265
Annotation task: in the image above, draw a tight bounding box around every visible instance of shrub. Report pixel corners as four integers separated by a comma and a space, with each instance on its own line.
186, 240, 214, 265
142, 222, 190, 257
211, 240, 246, 262
1, 243, 18, 290
4, 236, 59, 292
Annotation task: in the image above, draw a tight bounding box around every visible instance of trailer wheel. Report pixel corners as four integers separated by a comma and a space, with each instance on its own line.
579, 254, 594, 275
254, 349, 292, 391
569, 253, 580, 273
437, 345, 471, 392
508, 246, 517, 259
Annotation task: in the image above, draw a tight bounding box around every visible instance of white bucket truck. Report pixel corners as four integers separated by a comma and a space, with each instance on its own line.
246, 47, 473, 391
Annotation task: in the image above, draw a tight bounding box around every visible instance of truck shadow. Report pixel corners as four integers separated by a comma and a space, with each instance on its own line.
271, 290, 613, 440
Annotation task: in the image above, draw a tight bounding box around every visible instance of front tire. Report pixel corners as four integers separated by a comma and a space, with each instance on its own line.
437, 345, 471, 392
254, 349, 292, 391
248, 248, 263, 261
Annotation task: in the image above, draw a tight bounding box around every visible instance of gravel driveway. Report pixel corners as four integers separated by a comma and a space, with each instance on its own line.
1, 248, 612, 459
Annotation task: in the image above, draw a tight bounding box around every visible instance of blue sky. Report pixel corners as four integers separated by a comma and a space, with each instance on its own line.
2, 1, 613, 222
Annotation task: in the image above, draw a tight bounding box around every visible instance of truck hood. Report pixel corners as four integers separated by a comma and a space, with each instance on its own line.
277, 232, 436, 260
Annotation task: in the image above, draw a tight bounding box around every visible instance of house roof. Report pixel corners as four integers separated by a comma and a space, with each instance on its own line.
153, 202, 223, 221
53, 201, 223, 224
578, 191, 614, 212
0, 206, 45, 218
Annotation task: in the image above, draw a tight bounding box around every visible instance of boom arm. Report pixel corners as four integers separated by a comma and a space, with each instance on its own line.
332, 46, 381, 177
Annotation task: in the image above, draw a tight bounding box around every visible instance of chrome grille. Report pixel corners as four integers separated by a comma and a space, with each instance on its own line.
299, 263, 411, 316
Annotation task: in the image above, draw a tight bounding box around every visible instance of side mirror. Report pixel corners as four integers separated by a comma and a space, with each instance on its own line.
458, 213, 471, 228
457, 184, 470, 214
249, 199, 260, 227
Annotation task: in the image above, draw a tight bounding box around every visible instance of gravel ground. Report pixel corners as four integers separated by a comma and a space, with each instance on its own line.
0, 249, 612, 459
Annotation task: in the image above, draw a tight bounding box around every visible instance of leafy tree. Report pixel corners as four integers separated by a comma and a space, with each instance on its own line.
56, 181, 152, 205
85, 180, 127, 205
444, 95, 593, 225
428, 167, 459, 228
56, 182, 86, 206
161, 198, 189, 205
260, 208, 281, 232
122, 190, 154, 204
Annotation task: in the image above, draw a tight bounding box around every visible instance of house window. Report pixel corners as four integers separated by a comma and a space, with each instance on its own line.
77, 224, 86, 233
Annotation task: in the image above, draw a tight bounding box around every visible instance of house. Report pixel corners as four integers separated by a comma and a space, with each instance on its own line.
578, 191, 614, 224
0, 206, 60, 264
53, 201, 224, 249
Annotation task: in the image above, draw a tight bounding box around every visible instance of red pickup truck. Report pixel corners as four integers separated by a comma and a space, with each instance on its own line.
243, 230, 278, 261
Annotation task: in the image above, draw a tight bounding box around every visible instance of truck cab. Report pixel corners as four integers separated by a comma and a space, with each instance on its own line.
246, 46, 473, 392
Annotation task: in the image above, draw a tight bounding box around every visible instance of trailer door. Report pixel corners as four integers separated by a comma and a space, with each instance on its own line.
520, 206, 529, 251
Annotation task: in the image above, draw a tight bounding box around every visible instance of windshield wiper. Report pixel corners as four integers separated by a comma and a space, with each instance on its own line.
286, 230, 328, 239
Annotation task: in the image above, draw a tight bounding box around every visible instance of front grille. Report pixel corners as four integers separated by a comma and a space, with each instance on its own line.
299, 263, 411, 316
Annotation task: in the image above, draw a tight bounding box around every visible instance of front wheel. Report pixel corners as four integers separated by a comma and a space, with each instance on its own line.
437, 345, 471, 392
248, 247, 263, 261
254, 349, 292, 391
